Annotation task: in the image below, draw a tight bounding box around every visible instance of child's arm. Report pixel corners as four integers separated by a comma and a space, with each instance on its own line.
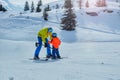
48, 39, 53, 44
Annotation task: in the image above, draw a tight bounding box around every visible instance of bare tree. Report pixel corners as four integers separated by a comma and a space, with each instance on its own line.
96, 0, 107, 7
86, 0, 89, 8
79, 0, 82, 9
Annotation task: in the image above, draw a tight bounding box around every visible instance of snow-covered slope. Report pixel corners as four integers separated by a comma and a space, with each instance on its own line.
0, 39, 120, 80
9, 0, 59, 5
0, 0, 22, 10
0, 0, 120, 80
0, 0, 61, 11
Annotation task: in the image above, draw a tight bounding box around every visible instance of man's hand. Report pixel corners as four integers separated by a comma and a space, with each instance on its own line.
44, 43, 48, 48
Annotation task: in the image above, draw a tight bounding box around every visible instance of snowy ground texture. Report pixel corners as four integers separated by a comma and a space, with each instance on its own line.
0, 0, 120, 80
0, 40, 120, 80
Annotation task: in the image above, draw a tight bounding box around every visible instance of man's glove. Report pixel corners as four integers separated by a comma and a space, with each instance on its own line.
44, 43, 48, 48
35, 42, 39, 47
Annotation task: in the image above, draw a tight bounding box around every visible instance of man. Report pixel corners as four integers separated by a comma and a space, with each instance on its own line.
34, 27, 53, 60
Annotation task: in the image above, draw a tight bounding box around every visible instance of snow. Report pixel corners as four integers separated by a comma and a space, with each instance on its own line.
0, 39, 120, 80
0, 0, 120, 80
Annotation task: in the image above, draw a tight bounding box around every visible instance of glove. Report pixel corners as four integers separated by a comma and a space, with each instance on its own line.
35, 42, 39, 47
44, 43, 48, 48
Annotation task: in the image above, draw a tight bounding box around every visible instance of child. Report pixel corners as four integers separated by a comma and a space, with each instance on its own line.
49, 33, 61, 59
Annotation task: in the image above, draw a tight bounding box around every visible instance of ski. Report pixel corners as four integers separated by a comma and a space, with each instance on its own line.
42, 56, 68, 59
29, 57, 68, 62
29, 58, 48, 61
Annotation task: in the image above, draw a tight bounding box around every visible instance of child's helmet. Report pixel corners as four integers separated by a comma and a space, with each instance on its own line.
52, 33, 57, 37
48, 27, 53, 32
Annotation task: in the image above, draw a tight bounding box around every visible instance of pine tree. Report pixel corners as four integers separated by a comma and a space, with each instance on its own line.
102, 0, 106, 7
86, 0, 89, 8
24, 1, 29, 11
56, 4, 59, 9
36, 0, 42, 12
116, 0, 119, 2
0, 4, 7, 12
43, 8, 48, 21
61, 0, 76, 31
0, 4, 3, 11
79, 0, 82, 9
31, 1, 35, 12
64, 0, 73, 8
2, 7, 7, 12
119, 2, 120, 13
96, 0, 106, 7
96, 0, 101, 7
36, 6, 41, 12
38, 0, 42, 6
46, 5, 51, 11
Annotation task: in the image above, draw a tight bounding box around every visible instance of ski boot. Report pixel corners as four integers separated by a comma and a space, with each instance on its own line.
33, 56, 40, 60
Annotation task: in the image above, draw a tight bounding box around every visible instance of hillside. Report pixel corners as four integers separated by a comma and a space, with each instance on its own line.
0, 0, 120, 80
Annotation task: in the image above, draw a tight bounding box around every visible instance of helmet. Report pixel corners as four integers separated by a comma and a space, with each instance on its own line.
48, 27, 53, 32
52, 33, 57, 37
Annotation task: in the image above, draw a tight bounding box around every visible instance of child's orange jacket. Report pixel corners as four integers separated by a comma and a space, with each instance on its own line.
49, 37, 61, 49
